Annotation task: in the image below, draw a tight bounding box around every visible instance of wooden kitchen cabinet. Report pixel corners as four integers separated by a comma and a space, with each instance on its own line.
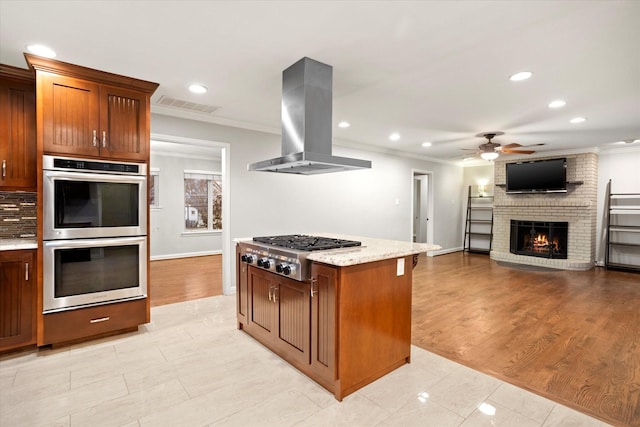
0, 65, 36, 190
37, 73, 149, 161
236, 246, 249, 325
0, 250, 36, 352
42, 298, 147, 346
309, 262, 337, 386
25, 53, 158, 162
237, 252, 414, 401
244, 266, 310, 366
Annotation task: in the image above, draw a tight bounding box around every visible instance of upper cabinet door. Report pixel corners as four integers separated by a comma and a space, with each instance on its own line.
0, 76, 37, 190
40, 73, 100, 157
26, 53, 158, 162
100, 85, 148, 161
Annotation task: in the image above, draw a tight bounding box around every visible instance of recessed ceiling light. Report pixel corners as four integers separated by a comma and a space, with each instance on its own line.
421, 141, 432, 147
188, 84, 208, 94
26, 44, 56, 58
570, 117, 587, 124
634, 139, 640, 143
389, 133, 401, 141
338, 121, 350, 128
548, 100, 566, 108
509, 71, 532, 82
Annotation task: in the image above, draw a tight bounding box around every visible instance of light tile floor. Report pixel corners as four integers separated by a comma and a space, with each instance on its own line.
0, 296, 611, 426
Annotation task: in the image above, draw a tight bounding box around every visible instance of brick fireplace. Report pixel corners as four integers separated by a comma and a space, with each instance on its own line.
490, 152, 598, 270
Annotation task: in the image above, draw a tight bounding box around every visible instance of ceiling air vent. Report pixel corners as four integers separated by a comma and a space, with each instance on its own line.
155, 95, 220, 114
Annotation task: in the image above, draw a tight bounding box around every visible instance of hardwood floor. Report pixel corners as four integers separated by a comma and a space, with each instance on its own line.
412, 252, 640, 427
150, 255, 223, 307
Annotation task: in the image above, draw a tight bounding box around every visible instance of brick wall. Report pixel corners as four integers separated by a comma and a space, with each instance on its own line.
491, 152, 598, 270
0, 191, 37, 239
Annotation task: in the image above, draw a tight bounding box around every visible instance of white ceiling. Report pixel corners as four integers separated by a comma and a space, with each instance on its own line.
1, 1, 639, 164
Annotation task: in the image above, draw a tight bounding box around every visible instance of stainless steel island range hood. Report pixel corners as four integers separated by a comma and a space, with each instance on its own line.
248, 57, 371, 175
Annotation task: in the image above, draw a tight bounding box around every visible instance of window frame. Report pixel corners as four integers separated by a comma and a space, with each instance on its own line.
183, 169, 222, 234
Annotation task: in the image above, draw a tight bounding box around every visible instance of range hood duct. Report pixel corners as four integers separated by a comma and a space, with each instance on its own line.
248, 57, 371, 175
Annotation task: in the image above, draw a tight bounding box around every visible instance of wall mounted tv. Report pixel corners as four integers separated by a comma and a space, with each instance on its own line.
505, 158, 567, 194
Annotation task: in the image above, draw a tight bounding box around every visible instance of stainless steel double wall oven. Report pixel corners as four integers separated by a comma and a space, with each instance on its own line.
42, 155, 148, 313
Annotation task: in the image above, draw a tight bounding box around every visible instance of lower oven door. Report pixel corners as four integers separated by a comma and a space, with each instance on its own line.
43, 236, 147, 313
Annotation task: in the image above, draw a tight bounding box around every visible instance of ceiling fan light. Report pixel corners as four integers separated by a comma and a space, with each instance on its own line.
481, 151, 499, 161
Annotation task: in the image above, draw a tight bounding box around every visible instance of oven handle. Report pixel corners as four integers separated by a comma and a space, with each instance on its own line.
43, 236, 147, 250
44, 170, 147, 184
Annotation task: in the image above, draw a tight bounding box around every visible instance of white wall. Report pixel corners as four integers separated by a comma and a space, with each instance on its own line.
150, 113, 464, 292
149, 152, 222, 259
596, 148, 640, 264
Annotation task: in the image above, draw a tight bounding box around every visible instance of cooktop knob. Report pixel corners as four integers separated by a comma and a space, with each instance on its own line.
283, 265, 292, 275
259, 258, 271, 269
276, 264, 284, 273
241, 254, 254, 264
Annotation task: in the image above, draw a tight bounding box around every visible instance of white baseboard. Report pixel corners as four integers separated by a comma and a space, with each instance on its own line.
150, 250, 222, 261
427, 247, 463, 257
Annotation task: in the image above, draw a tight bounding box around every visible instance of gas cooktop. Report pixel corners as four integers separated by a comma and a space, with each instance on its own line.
253, 234, 362, 252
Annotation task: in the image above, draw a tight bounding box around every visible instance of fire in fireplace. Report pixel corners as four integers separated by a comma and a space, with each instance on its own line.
510, 220, 568, 259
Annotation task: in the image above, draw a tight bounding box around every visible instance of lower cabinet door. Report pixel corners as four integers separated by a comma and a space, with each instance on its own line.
274, 277, 310, 365
245, 267, 311, 365
309, 263, 337, 383
0, 250, 36, 351
245, 267, 276, 343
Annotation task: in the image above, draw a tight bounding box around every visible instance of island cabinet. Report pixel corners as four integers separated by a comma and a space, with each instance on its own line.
25, 53, 158, 162
0, 250, 36, 352
243, 266, 311, 366
0, 65, 36, 191
238, 253, 414, 401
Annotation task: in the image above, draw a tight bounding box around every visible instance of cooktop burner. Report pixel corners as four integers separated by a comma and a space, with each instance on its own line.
253, 234, 362, 251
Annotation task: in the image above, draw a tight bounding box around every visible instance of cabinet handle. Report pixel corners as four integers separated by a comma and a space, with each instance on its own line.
25, 262, 29, 281
268, 285, 273, 302
90, 317, 110, 324
2, 159, 5, 178
310, 278, 317, 298
273, 287, 278, 303
92, 130, 97, 146
102, 131, 107, 148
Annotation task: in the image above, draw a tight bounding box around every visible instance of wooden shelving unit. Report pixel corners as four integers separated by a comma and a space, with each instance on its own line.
605, 179, 640, 272
463, 185, 493, 254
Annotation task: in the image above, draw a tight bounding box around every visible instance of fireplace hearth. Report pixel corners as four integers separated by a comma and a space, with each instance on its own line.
510, 220, 568, 259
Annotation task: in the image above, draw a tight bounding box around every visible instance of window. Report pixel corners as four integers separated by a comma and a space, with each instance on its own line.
150, 168, 160, 208
184, 170, 222, 231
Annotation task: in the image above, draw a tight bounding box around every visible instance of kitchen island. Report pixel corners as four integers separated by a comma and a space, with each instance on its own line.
236, 234, 440, 400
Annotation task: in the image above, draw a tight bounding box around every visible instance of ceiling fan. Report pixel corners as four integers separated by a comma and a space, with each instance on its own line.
465, 132, 545, 160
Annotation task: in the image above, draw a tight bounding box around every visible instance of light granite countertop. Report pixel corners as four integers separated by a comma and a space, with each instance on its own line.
0, 238, 38, 251
234, 233, 441, 267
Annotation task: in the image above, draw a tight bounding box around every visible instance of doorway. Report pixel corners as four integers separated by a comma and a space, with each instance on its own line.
412, 171, 433, 243
149, 133, 231, 304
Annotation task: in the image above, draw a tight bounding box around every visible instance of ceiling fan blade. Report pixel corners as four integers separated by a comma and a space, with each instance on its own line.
501, 149, 536, 154
501, 143, 522, 149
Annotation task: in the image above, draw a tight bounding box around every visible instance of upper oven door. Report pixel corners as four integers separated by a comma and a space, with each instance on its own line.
43, 170, 147, 240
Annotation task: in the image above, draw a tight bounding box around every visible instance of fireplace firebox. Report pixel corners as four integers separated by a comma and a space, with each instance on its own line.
510, 220, 568, 259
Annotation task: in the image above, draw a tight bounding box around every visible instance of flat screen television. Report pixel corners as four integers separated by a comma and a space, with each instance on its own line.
505, 158, 567, 193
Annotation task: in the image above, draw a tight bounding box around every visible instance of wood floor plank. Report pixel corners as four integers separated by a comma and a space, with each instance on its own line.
149, 255, 222, 307
411, 252, 640, 427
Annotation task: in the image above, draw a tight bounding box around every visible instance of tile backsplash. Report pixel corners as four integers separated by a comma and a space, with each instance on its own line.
0, 192, 37, 239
